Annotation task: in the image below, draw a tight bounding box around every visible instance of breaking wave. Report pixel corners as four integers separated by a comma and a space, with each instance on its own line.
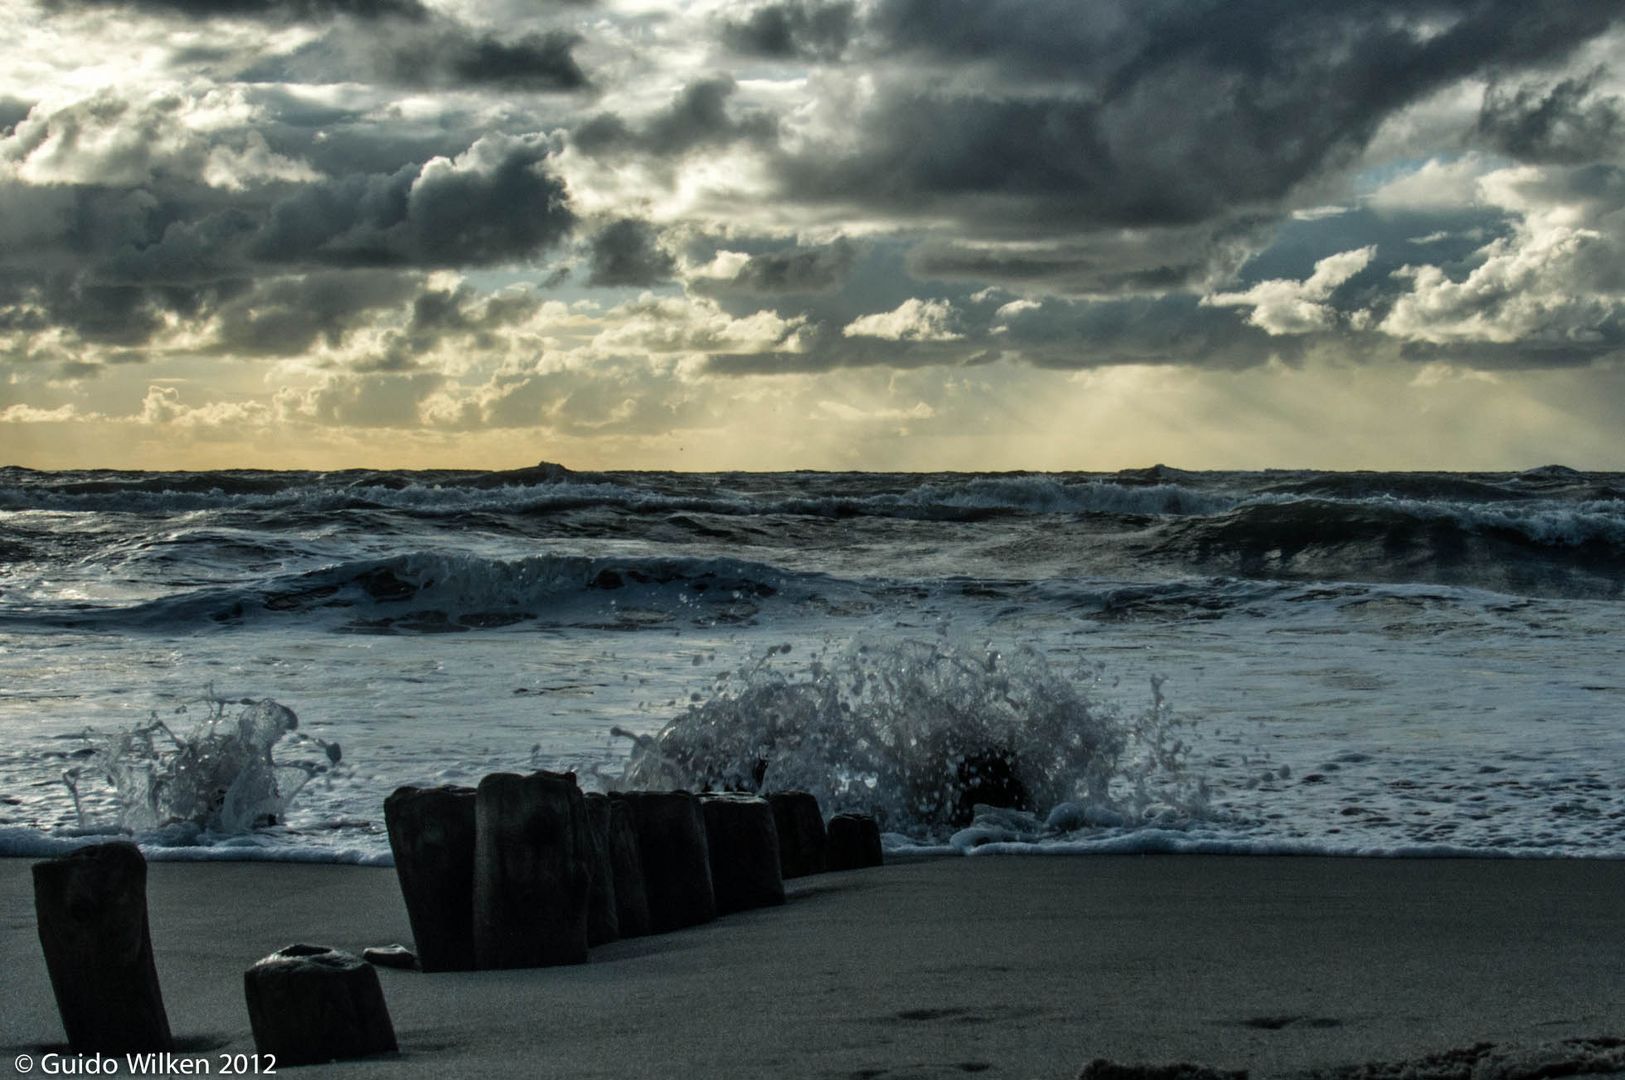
615, 636, 1211, 839
62, 695, 343, 838
1147, 496, 1625, 598
0, 551, 847, 632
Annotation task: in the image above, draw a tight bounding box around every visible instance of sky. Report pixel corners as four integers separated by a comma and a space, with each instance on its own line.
2, 0, 1624, 471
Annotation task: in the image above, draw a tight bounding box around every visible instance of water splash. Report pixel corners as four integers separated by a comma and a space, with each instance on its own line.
63, 694, 342, 835
616, 636, 1210, 839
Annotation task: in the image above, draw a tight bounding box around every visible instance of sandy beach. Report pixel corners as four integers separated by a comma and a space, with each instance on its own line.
3, 854, 1622, 1078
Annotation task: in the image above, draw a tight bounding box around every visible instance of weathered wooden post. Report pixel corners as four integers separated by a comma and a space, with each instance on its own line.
826, 812, 885, 870
33, 841, 173, 1053
582, 793, 620, 947
383, 784, 477, 972
607, 796, 652, 938
244, 944, 398, 1066
700, 794, 785, 914
767, 790, 828, 878
615, 791, 716, 933
473, 770, 593, 968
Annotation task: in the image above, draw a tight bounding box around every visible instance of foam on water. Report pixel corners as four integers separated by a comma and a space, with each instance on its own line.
617, 635, 1209, 839
62, 695, 342, 835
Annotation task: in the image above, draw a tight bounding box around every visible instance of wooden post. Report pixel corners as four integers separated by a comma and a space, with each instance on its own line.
700, 794, 785, 914
33, 842, 173, 1054
606, 796, 652, 938
827, 813, 885, 870
582, 793, 620, 947
616, 791, 716, 933
473, 771, 593, 969
768, 791, 829, 878
244, 945, 397, 1066
383, 784, 477, 972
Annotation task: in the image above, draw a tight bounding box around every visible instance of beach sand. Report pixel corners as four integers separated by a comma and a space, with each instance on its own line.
3, 854, 1622, 1078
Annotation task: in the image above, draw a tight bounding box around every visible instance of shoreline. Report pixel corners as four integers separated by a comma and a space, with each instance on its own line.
4, 854, 1623, 1078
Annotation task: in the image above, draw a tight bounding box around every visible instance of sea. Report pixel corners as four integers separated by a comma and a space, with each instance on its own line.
0, 462, 1621, 864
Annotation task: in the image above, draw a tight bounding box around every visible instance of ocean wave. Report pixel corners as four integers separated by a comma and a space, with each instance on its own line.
1146, 495, 1625, 598
1251, 494, 1625, 549
0, 469, 1232, 520
1260, 472, 1531, 503
0, 551, 850, 632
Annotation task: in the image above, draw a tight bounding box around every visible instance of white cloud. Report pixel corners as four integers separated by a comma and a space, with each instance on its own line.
1367, 154, 1494, 213
1379, 226, 1614, 344
0, 402, 86, 422
1202, 247, 1376, 335
139, 385, 271, 434
586, 294, 810, 360
842, 298, 963, 341
684, 249, 753, 281
4, 88, 318, 190
993, 298, 1042, 322
1377, 164, 1625, 346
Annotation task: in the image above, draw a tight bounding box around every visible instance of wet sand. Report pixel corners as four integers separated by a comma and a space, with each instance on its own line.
3, 854, 1623, 1078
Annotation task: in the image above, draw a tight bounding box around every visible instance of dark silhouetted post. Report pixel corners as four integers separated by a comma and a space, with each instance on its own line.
243, 944, 397, 1066
383, 784, 477, 972
700, 794, 785, 914
473, 771, 592, 968
768, 790, 828, 878
33, 842, 173, 1053
582, 793, 620, 947
607, 796, 652, 938
616, 791, 716, 933
826, 813, 885, 870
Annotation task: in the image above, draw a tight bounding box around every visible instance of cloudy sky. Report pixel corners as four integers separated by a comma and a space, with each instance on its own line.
3, 0, 1624, 470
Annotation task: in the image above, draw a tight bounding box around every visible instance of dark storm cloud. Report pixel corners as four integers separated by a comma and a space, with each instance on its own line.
997, 294, 1301, 371
240, 91, 479, 177
777, 0, 1625, 232
212, 270, 420, 356
376, 28, 589, 90
586, 219, 676, 287
224, 19, 591, 92
905, 218, 1271, 296
251, 135, 574, 268
0, 119, 576, 358
28, 279, 168, 346
913, 246, 1200, 295
1400, 334, 1625, 371
90, 135, 574, 282
571, 76, 777, 158
1478, 72, 1625, 164
718, 1, 854, 62
42, 0, 428, 22
406, 283, 541, 341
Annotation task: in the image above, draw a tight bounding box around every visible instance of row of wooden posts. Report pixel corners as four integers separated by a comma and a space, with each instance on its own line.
29, 777, 883, 1066
386, 774, 883, 972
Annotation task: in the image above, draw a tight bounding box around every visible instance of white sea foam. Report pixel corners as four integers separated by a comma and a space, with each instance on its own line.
617, 636, 1210, 838
62, 695, 342, 835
